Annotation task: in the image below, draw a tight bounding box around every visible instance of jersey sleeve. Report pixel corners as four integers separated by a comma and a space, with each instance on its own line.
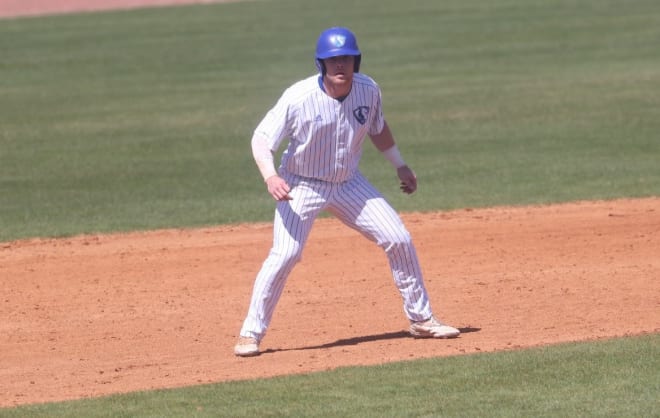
253, 89, 293, 152
368, 85, 385, 136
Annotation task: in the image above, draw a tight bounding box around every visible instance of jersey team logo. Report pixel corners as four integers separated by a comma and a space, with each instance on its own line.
353, 106, 369, 125
329, 35, 346, 48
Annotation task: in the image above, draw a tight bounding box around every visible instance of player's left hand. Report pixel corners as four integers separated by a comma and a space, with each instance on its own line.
397, 165, 417, 194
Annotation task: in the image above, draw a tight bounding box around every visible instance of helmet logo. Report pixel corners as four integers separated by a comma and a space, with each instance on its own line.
329, 34, 346, 48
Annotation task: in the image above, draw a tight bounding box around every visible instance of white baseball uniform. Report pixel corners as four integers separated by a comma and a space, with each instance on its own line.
239, 73, 434, 341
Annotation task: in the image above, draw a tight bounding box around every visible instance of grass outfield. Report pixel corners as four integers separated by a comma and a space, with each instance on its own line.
1, 0, 659, 242
0, 0, 658, 415
2, 334, 658, 417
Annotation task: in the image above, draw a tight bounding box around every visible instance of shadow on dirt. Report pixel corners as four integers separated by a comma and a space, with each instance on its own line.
263, 327, 481, 354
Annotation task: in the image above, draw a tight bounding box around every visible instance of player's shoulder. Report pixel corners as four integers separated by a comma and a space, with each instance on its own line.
353, 72, 380, 92
354, 72, 378, 86
281, 75, 320, 101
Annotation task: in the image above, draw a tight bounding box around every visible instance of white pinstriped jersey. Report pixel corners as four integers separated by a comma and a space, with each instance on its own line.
254, 73, 385, 183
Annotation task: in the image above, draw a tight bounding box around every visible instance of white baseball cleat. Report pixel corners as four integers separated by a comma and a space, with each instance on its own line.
409, 316, 460, 339
234, 336, 260, 357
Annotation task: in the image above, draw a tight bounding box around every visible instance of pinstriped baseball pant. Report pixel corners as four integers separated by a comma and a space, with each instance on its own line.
239, 171, 434, 341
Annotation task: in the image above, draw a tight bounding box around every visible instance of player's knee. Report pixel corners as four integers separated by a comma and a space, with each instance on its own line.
271, 244, 304, 266
381, 231, 413, 252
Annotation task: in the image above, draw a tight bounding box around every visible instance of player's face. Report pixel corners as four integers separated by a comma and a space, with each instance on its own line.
323, 55, 355, 90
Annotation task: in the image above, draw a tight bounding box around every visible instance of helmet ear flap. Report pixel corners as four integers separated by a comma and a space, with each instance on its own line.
316, 59, 326, 75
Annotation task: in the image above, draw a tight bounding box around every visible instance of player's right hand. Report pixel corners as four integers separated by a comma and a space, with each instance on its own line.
265, 175, 293, 201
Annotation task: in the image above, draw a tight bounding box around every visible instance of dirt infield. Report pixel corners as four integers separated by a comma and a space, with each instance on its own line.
1, 198, 659, 406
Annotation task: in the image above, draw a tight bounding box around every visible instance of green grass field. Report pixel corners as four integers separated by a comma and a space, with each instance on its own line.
1, 0, 659, 415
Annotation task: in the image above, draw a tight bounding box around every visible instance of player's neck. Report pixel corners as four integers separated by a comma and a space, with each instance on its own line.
321, 76, 352, 101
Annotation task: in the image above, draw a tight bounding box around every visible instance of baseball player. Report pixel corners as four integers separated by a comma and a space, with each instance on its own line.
234, 27, 460, 357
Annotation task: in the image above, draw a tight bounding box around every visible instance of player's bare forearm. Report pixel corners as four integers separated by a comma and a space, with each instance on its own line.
369, 121, 396, 151
371, 121, 415, 193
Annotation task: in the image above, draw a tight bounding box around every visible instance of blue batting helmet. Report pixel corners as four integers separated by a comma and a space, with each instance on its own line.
315, 27, 361, 73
